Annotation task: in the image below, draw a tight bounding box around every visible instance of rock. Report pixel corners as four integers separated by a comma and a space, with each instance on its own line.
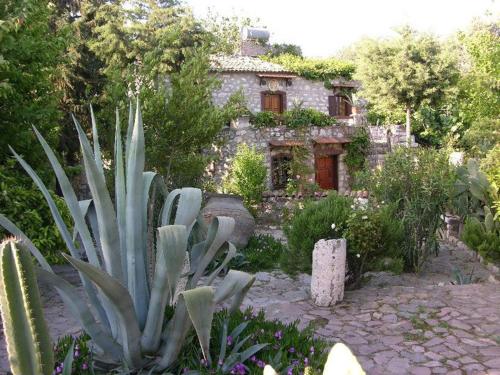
311, 239, 346, 307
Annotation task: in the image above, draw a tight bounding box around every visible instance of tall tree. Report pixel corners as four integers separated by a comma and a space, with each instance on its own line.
0, 0, 67, 169
355, 27, 458, 145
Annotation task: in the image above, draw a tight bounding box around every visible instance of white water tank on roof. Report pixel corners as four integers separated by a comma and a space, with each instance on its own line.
241, 27, 270, 42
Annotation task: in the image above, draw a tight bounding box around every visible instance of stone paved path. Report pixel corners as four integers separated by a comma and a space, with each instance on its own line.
0, 243, 498, 374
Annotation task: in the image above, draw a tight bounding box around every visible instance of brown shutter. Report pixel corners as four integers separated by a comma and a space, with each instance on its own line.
281, 92, 287, 111
261, 92, 266, 111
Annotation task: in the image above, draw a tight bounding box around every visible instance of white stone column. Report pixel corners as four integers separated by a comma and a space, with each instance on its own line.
311, 239, 346, 307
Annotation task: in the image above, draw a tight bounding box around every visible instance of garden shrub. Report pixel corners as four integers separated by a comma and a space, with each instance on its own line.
282, 192, 353, 274
462, 217, 500, 263
365, 147, 454, 272
480, 145, 500, 189
250, 111, 280, 128
345, 201, 405, 283
0, 165, 71, 264
223, 144, 267, 206
176, 307, 329, 374
231, 234, 287, 273
282, 107, 336, 128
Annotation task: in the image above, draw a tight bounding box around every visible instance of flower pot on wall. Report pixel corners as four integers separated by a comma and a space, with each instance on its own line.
201, 193, 255, 248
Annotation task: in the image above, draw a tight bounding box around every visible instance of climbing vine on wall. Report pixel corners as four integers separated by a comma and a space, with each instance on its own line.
345, 127, 371, 176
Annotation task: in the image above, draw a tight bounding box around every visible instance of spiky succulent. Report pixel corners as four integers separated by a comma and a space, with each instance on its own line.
0, 100, 255, 372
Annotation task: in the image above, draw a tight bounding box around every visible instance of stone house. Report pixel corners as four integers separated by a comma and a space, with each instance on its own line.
207, 28, 411, 194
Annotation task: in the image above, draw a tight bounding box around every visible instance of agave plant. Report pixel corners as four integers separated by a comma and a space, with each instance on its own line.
0, 100, 255, 372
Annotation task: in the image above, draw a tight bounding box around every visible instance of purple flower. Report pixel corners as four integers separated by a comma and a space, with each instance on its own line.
230, 363, 247, 374
250, 355, 257, 362
257, 360, 265, 368
82, 362, 88, 370
304, 357, 309, 365
292, 360, 299, 366
56, 366, 62, 374
287, 369, 293, 375
74, 350, 80, 358
274, 330, 283, 340
309, 346, 315, 354
200, 358, 208, 367
289, 347, 295, 353
218, 359, 224, 366
227, 335, 233, 346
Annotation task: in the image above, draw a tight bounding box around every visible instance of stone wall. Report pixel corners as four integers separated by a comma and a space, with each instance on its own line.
212, 72, 334, 115
207, 123, 411, 194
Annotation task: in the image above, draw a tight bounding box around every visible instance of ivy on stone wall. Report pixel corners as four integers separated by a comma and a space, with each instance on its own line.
250, 108, 336, 128
262, 54, 355, 81
344, 127, 371, 176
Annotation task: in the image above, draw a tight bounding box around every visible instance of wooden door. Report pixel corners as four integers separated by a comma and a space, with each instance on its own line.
263, 93, 283, 113
315, 155, 338, 190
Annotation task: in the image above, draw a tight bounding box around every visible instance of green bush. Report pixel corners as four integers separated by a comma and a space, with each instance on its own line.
366, 147, 454, 272
462, 217, 500, 263
223, 144, 267, 206
231, 234, 287, 273
176, 307, 329, 374
345, 202, 404, 283
481, 145, 500, 189
250, 111, 280, 128
0, 165, 71, 264
282, 192, 353, 274
282, 107, 336, 128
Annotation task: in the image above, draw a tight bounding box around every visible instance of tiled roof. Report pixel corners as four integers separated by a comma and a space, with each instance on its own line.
210, 55, 290, 73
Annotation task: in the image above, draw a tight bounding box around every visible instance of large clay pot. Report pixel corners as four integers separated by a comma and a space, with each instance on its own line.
201, 193, 255, 248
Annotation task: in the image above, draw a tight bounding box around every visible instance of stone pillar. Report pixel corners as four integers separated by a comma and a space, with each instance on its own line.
311, 239, 346, 307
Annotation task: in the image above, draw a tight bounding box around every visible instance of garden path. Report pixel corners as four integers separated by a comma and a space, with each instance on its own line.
0, 243, 498, 374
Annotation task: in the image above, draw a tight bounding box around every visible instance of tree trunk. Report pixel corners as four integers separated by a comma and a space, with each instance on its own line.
406, 107, 411, 147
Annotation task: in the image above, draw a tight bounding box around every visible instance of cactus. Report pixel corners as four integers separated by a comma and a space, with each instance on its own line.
0, 238, 54, 375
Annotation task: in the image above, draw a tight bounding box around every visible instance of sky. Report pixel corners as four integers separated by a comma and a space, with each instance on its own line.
186, 0, 499, 57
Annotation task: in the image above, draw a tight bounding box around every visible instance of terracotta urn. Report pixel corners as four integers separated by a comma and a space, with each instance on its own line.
201, 193, 255, 248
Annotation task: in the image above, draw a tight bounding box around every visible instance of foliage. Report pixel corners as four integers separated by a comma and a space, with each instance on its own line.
365, 147, 454, 272
175, 307, 329, 374
0, 102, 256, 372
282, 106, 337, 128
452, 158, 499, 221
354, 26, 459, 143
0, 164, 71, 264
456, 20, 500, 130
263, 54, 355, 81
223, 144, 267, 206
250, 111, 280, 128
345, 201, 405, 283
461, 118, 500, 158
282, 193, 353, 274
0, 239, 54, 375
54, 334, 93, 374
344, 127, 370, 176
267, 43, 303, 58
481, 145, 500, 189
231, 235, 287, 273
451, 267, 476, 285
285, 145, 319, 196
461, 216, 500, 263
250, 108, 336, 129
0, 0, 66, 169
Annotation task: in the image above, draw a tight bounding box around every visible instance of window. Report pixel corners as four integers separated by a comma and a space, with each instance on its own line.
261, 91, 286, 113
328, 95, 352, 118
271, 154, 292, 189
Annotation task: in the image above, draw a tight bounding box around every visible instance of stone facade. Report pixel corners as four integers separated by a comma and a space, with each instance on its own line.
212, 72, 337, 116
207, 122, 410, 193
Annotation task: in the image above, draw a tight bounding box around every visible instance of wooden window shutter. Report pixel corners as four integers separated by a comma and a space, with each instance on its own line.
328, 96, 337, 116
281, 92, 287, 111
261, 92, 266, 111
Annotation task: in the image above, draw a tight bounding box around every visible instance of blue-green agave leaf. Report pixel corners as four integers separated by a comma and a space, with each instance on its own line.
161, 189, 181, 226
63, 255, 143, 368
206, 242, 237, 285
89, 104, 104, 177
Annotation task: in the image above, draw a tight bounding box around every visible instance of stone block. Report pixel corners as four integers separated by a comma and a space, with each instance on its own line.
311, 238, 346, 306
